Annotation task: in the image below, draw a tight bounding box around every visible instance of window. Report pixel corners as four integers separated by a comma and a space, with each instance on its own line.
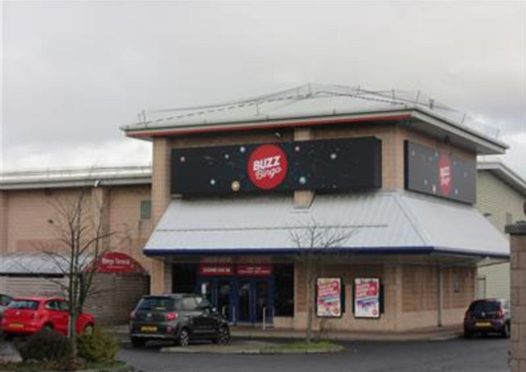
137, 297, 175, 311
0, 295, 12, 306
140, 200, 152, 220
9, 300, 39, 310
172, 264, 198, 293
180, 297, 199, 311
274, 264, 294, 317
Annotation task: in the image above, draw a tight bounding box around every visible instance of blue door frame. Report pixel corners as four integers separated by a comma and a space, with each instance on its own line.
196, 277, 274, 325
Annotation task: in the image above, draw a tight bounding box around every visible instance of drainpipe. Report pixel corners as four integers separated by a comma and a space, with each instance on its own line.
437, 266, 443, 327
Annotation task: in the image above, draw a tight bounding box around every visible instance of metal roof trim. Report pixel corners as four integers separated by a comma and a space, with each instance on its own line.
477, 160, 526, 196
143, 246, 508, 259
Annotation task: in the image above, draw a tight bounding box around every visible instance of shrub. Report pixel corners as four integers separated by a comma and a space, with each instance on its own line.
77, 328, 119, 363
16, 328, 73, 363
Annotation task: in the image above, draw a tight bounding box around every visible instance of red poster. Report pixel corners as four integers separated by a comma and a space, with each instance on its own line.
354, 278, 380, 318
316, 278, 342, 317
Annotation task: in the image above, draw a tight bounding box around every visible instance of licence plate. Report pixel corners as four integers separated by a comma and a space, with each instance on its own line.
140, 326, 158, 332
475, 322, 491, 327
9, 323, 24, 329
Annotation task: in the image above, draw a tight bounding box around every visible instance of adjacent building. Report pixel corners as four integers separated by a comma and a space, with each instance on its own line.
0, 167, 152, 323
476, 160, 526, 300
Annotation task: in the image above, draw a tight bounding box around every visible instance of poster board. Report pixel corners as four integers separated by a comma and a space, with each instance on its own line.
316, 277, 342, 317
354, 278, 381, 318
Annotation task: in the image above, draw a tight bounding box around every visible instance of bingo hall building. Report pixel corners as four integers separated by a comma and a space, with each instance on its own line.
122, 84, 508, 332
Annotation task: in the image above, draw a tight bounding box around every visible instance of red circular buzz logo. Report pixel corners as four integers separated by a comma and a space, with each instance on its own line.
438, 153, 452, 196
247, 144, 288, 190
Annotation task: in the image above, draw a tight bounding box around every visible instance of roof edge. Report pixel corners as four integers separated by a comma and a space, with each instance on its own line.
477, 160, 526, 196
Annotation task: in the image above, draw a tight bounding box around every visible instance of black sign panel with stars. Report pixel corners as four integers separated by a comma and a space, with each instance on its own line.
404, 141, 476, 204
171, 137, 382, 195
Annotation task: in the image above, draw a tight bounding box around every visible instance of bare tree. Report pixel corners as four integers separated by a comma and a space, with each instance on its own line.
289, 220, 353, 343
42, 186, 114, 360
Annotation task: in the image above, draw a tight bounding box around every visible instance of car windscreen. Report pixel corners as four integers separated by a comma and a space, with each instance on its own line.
7, 300, 39, 310
137, 297, 176, 311
469, 301, 500, 313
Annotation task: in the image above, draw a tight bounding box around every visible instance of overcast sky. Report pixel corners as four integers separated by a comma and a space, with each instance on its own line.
1, 1, 525, 178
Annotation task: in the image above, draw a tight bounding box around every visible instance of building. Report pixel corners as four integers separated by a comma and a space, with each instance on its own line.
120, 84, 509, 332
476, 160, 526, 300
0, 167, 152, 323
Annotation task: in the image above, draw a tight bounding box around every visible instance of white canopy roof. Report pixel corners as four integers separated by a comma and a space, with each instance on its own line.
144, 191, 509, 259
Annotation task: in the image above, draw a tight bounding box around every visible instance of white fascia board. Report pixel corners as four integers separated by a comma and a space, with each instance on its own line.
411, 111, 508, 155
477, 161, 526, 196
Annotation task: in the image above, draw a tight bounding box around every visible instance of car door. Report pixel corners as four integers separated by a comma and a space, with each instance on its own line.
195, 297, 218, 336
45, 300, 69, 335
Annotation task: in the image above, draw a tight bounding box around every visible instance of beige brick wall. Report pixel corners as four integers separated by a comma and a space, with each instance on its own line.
293, 261, 411, 332
150, 137, 173, 294
0, 191, 8, 255
2, 185, 151, 270
401, 265, 474, 328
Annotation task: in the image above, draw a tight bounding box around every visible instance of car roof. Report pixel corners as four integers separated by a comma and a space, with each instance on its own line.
12, 296, 65, 302
144, 293, 201, 298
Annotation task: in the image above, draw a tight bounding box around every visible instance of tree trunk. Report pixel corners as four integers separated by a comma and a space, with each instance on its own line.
305, 265, 314, 344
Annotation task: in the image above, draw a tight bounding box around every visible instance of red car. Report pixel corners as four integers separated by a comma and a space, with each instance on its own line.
1, 297, 95, 339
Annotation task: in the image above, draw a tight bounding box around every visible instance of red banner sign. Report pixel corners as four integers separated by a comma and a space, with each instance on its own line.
237, 264, 272, 276
95, 252, 145, 274
199, 263, 234, 276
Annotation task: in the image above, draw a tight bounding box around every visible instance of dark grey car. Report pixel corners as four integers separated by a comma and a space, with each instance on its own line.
463, 298, 511, 338
129, 294, 230, 347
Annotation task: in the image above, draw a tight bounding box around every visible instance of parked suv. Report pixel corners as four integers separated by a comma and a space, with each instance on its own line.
129, 293, 230, 347
463, 298, 511, 338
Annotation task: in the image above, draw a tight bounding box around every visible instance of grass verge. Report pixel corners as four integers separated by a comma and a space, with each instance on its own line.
261, 340, 343, 354
0, 360, 129, 371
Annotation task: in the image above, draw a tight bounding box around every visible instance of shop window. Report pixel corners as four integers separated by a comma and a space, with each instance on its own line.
274, 264, 294, 317
172, 264, 198, 293
140, 200, 151, 220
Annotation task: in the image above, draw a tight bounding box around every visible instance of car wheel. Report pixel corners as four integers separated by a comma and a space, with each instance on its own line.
178, 328, 190, 347
131, 337, 147, 348
502, 323, 511, 339
43, 323, 53, 332
83, 324, 94, 335
463, 329, 472, 339
3, 333, 13, 342
212, 326, 230, 345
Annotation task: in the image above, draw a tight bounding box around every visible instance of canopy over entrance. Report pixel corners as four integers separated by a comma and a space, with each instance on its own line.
144, 191, 509, 260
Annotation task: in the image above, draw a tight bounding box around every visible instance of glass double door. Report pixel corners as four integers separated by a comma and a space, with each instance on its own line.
197, 278, 273, 325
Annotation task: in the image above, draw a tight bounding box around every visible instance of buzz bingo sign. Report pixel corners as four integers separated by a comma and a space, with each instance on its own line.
316, 278, 342, 317
247, 144, 288, 190
354, 278, 380, 319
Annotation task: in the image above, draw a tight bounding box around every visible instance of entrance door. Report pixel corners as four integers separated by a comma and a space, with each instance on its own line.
217, 280, 232, 320
197, 278, 235, 323
237, 280, 252, 323
254, 279, 270, 323
197, 277, 274, 325
237, 278, 273, 324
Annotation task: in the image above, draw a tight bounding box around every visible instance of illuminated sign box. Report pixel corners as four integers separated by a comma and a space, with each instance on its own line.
171, 137, 382, 195
404, 141, 476, 204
